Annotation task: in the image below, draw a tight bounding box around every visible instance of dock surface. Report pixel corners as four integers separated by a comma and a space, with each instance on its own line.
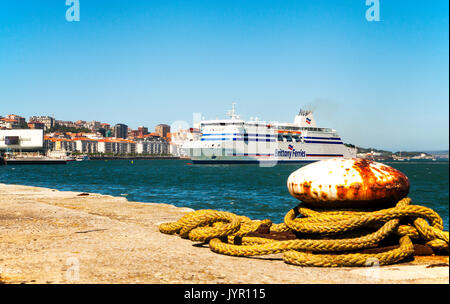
0, 183, 448, 284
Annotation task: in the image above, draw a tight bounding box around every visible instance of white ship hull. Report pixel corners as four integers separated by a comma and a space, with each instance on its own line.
185, 137, 355, 164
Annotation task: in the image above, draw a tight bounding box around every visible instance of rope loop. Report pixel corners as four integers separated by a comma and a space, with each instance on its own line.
159, 198, 448, 267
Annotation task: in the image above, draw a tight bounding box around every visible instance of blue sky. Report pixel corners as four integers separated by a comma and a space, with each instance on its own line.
0, 0, 448, 151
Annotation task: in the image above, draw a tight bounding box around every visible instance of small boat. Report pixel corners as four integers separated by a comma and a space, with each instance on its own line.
75, 155, 89, 161
65, 155, 76, 162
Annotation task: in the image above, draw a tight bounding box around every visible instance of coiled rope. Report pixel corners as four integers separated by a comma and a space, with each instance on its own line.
159, 198, 449, 267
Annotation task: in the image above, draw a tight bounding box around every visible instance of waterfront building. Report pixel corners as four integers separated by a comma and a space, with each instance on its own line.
97, 138, 136, 154
114, 141, 129, 154
83, 132, 104, 140
97, 139, 113, 154
113, 123, 128, 139
0, 129, 44, 152
44, 137, 76, 152
73, 138, 98, 154
155, 124, 170, 139
126, 140, 136, 154
135, 136, 169, 155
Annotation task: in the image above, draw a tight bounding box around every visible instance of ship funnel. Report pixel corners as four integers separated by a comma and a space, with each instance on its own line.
294, 109, 317, 127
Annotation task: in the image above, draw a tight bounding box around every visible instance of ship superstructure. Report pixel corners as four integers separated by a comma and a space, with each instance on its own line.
183, 104, 356, 164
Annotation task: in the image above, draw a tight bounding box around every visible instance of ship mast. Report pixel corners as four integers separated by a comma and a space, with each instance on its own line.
227, 102, 240, 120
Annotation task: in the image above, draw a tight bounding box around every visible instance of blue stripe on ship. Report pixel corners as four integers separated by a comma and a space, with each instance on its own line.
306, 154, 344, 157
192, 153, 344, 164
232, 153, 273, 156
304, 140, 343, 144
192, 160, 316, 164
202, 133, 275, 137
201, 138, 276, 142
304, 137, 341, 140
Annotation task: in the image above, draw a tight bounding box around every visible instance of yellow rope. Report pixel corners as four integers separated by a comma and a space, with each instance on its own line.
159, 198, 449, 267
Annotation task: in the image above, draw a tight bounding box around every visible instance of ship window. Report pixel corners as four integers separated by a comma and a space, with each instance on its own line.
292, 135, 300, 142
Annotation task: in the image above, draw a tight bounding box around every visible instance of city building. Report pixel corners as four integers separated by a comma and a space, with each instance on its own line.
129, 126, 149, 138
155, 124, 170, 138
55, 120, 76, 128
73, 138, 98, 154
97, 138, 136, 154
28, 122, 45, 129
1, 114, 27, 129
3, 111, 177, 157
29, 116, 55, 131
0, 118, 20, 129
44, 137, 76, 152
113, 123, 128, 139
136, 136, 169, 155
74, 120, 88, 129
138, 126, 149, 136
86, 121, 101, 131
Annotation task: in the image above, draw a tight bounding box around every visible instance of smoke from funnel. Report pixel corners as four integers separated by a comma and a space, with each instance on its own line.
303, 98, 339, 125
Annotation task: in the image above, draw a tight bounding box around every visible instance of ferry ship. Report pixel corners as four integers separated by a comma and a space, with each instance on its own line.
183, 104, 356, 164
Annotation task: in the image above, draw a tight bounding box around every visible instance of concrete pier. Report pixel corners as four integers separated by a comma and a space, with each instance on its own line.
0, 183, 448, 284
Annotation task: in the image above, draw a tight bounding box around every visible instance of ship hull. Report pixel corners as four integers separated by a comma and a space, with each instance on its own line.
187, 141, 352, 165
191, 159, 316, 164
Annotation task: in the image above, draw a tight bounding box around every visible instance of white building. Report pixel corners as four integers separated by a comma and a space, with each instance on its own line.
170, 128, 202, 156
44, 138, 76, 152
98, 139, 136, 154
0, 129, 44, 151
74, 139, 98, 154
136, 138, 169, 155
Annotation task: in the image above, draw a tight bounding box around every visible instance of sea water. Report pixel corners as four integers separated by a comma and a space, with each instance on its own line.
1, 159, 448, 229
